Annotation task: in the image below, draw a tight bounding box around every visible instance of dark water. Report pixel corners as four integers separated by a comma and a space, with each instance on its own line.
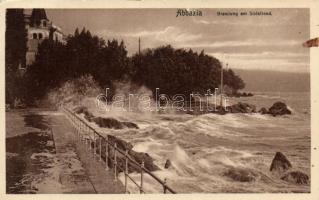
6, 114, 55, 194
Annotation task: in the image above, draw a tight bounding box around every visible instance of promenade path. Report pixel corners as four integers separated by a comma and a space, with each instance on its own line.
6, 109, 124, 194
49, 112, 125, 193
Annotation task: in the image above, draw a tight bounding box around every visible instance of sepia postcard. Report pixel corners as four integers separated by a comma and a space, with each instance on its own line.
1, 0, 319, 199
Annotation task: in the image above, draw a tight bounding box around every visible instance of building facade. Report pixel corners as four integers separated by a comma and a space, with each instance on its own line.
24, 9, 65, 68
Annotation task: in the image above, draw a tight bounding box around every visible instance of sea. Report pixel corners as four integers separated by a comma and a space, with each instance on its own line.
86, 91, 311, 193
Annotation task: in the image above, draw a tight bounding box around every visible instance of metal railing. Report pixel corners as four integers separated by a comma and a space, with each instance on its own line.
62, 107, 176, 194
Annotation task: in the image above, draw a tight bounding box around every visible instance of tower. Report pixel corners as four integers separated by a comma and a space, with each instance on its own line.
24, 9, 64, 69
30, 9, 48, 28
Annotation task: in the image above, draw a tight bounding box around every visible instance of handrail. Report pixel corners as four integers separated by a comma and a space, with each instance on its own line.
62, 106, 176, 194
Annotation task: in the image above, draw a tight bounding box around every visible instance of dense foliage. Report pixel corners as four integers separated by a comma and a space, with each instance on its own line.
131, 46, 245, 98
5, 10, 245, 106
25, 28, 129, 102
5, 9, 28, 105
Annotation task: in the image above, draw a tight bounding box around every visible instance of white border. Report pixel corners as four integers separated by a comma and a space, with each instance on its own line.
0, 0, 318, 200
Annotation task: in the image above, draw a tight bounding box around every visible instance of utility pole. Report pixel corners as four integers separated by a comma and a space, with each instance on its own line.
138, 37, 141, 56
138, 37, 141, 72
220, 61, 224, 107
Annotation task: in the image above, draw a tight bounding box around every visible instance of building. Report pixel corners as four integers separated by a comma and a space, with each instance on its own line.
23, 9, 65, 68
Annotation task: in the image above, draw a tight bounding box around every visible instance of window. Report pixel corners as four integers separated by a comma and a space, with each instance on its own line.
39, 33, 43, 39
43, 21, 47, 27
33, 33, 38, 39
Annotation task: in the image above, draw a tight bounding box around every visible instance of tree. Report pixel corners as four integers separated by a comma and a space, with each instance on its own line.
95, 39, 129, 86
20, 26, 245, 106
5, 9, 28, 105
131, 45, 242, 99
25, 39, 68, 102
224, 68, 245, 94
25, 27, 129, 103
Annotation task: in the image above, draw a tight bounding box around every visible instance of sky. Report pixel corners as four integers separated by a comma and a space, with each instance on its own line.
27, 8, 310, 73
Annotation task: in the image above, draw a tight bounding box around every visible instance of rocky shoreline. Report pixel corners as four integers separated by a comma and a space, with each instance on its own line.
69, 102, 309, 190
270, 152, 309, 185
222, 151, 309, 186
226, 101, 292, 116
71, 100, 292, 174
188, 101, 292, 116
72, 106, 159, 173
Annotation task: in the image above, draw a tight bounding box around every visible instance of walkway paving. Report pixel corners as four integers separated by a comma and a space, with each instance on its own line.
49, 112, 125, 193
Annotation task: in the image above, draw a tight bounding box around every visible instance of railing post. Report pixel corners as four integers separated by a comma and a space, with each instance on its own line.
78, 121, 80, 141
84, 124, 86, 143
76, 119, 78, 137
105, 138, 109, 170
85, 132, 88, 150
82, 122, 84, 142
86, 127, 89, 150
114, 143, 117, 181
99, 136, 102, 161
79, 121, 82, 141
79, 122, 82, 142
125, 150, 128, 193
72, 113, 76, 136
81, 123, 84, 143
140, 161, 144, 193
82, 124, 85, 143
163, 178, 167, 194
93, 132, 96, 157
83, 123, 85, 142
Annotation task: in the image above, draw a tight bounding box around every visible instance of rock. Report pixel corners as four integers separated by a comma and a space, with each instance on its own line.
223, 167, 257, 182
281, 171, 309, 185
73, 106, 95, 121
93, 117, 139, 129
216, 106, 228, 115
107, 135, 133, 151
229, 102, 256, 113
164, 159, 172, 169
270, 152, 292, 174
71, 108, 154, 173
129, 150, 160, 172
101, 135, 159, 173
73, 106, 139, 129
121, 121, 139, 129
258, 107, 268, 114
93, 117, 124, 129
83, 110, 95, 122
73, 106, 88, 114
268, 102, 292, 116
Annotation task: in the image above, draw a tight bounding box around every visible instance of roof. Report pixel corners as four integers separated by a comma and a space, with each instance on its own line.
30, 9, 48, 22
